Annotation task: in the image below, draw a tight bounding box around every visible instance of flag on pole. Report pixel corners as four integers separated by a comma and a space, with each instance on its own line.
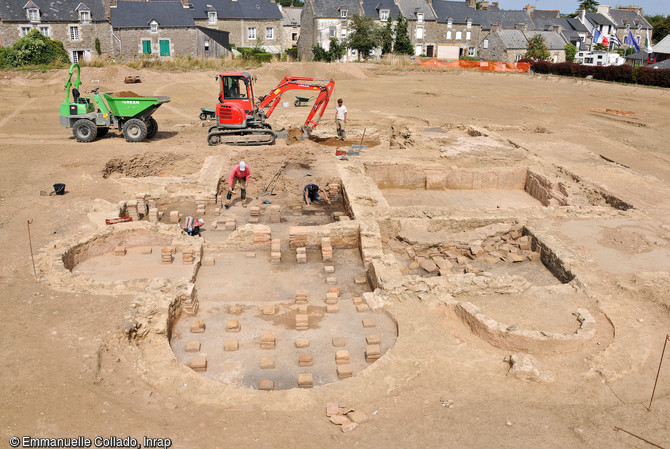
610, 33, 621, 46
593, 28, 610, 46
628, 29, 640, 53
645, 29, 653, 53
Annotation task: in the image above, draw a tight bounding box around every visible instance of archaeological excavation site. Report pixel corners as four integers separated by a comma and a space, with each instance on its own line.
3, 64, 670, 447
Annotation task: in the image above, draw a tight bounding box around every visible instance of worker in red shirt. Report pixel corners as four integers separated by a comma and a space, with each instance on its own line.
225, 160, 249, 209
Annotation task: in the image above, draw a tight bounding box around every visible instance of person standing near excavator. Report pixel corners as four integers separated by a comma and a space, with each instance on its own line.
225, 161, 249, 208
335, 98, 347, 141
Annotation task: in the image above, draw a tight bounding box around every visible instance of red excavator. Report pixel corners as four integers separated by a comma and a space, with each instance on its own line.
207, 73, 335, 146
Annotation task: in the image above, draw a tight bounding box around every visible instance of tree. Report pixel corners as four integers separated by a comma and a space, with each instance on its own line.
1, 29, 69, 67
312, 43, 328, 61
646, 14, 670, 43
577, 0, 599, 13
525, 34, 550, 60
276, 0, 303, 6
565, 43, 577, 62
346, 14, 380, 61
393, 12, 413, 55
95, 37, 102, 56
327, 38, 346, 61
381, 17, 394, 55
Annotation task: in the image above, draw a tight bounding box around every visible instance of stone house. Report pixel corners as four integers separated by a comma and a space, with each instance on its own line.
431, 0, 483, 59
528, 8, 590, 51
298, 0, 363, 61
110, 0, 229, 60
526, 29, 568, 62
361, 0, 400, 58
191, 0, 283, 52
477, 25, 528, 62
603, 6, 652, 51
397, 0, 438, 57
0, 0, 112, 63
279, 5, 301, 51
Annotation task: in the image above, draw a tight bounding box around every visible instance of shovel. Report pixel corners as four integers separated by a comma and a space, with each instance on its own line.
259, 162, 287, 197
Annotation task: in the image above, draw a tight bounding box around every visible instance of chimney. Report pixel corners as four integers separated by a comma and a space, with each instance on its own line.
523, 4, 535, 13
467, 0, 476, 9
552, 24, 562, 34
491, 22, 500, 33
181, 0, 189, 7
515, 22, 528, 33
596, 4, 610, 15
109, 0, 117, 7
579, 9, 585, 22
492, 1, 498, 7
480, 0, 489, 10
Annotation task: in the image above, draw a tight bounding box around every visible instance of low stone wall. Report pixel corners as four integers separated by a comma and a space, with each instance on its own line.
288, 221, 360, 249
525, 171, 569, 206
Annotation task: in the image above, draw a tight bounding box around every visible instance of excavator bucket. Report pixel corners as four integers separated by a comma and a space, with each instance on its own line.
274, 128, 290, 144
298, 125, 312, 141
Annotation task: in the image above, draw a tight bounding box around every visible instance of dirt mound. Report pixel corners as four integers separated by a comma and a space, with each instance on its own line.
390, 124, 414, 149
102, 152, 186, 178
110, 91, 141, 97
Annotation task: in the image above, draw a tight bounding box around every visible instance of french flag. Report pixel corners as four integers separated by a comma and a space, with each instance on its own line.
593, 28, 610, 46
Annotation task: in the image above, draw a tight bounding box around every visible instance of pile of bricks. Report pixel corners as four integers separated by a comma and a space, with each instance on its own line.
326, 287, 339, 305
365, 344, 381, 363
148, 207, 159, 223
299, 353, 313, 367
289, 228, 307, 248
296, 247, 307, 263
298, 373, 313, 388
182, 248, 195, 264
326, 404, 369, 433
190, 356, 207, 372
335, 349, 349, 365
190, 319, 205, 333
260, 332, 275, 349
271, 239, 281, 263
253, 225, 271, 243
270, 205, 281, 223
195, 200, 206, 217
321, 237, 333, 261
407, 225, 541, 276
161, 246, 174, 264
328, 184, 341, 202
180, 289, 199, 316
249, 206, 261, 224
296, 314, 308, 330
226, 319, 241, 332
295, 289, 308, 304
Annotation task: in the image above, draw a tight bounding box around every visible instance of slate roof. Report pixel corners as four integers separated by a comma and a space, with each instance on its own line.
650, 59, 670, 69
530, 9, 559, 20
431, 0, 477, 24
526, 30, 567, 49
473, 9, 534, 30
654, 34, 670, 54
190, 0, 282, 20
111, 1, 194, 28
585, 12, 615, 27
361, 0, 400, 20
281, 6, 301, 26
497, 29, 527, 49
608, 9, 651, 29
196, 25, 229, 48
308, 0, 362, 18
0, 0, 107, 22
396, 0, 436, 21
625, 50, 648, 60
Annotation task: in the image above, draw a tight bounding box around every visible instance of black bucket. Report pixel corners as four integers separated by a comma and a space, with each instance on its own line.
53, 183, 66, 195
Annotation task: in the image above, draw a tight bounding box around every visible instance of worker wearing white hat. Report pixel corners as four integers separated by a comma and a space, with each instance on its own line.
225, 161, 250, 208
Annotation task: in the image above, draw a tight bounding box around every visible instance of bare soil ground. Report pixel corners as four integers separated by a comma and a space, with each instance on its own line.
1, 62, 670, 448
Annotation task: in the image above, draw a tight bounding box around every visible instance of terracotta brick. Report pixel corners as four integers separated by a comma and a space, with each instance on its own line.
262, 305, 276, 315
298, 373, 313, 388
295, 338, 310, 348
326, 402, 339, 417
332, 337, 346, 347
258, 379, 274, 391
185, 341, 201, 352
331, 415, 350, 425
337, 364, 353, 379
226, 319, 240, 332
325, 292, 339, 304
190, 320, 206, 333
326, 304, 339, 313
335, 349, 349, 365
354, 276, 367, 284
356, 304, 371, 313
362, 318, 376, 328
366, 335, 381, 345
260, 358, 275, 369
169, 211, 180, 223
347, 410, 369, 424
190, 356, 207, 372
324, 265, 335, 273
223, 340, 239, 351
352, 296, 363, 305
299, 353, 313, 367
329, 286, 340, 295
140, 246, 152, 254
326, 277, 337, 285
260, 332, 275, 349
114, 246, 126, 256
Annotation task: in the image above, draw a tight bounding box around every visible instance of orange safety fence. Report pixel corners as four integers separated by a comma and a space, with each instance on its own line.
420, 58, 530, 73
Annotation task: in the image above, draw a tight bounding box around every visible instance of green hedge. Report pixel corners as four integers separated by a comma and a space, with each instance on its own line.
1, 29, 70, 67
237, 47, 274, 63
529, 60, 670, 88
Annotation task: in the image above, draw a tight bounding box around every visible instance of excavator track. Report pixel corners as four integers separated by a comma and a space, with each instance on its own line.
207, 128, 276, 146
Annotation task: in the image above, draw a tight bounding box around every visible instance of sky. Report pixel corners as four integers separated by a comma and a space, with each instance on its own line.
494, 0, 669, 16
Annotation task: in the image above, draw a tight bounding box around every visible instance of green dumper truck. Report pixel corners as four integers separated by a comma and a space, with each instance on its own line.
60, 63, 170, 143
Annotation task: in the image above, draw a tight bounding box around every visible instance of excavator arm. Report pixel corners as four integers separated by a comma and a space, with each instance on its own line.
258, 76, 335, 139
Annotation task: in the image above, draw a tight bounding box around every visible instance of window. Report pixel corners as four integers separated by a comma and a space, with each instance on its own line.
248, 27, 256, 39
466, 18, 472, 29
20, 26, 31, 36
28, 9, 39, 22
483, 39, 488, 48
417, 13, 424, 23
70, 26, 79, 41
39, 26, 49, 37
446, 30, 451, 40
142, 40, 151, 54
266, 27, 274, 39
208, 12, 216, 24
515, 54, 522, 62
72, 51, 79, 63
447, 17, 452, 28
150, 20, 158, 33
329, 27, 336, 38
204, 40, 210, 51
466, 31, 471, 40
341, 29, 347, 37
416, 26, 423, 39
415, 44, 422, 56
341, 9, 347, 19
159, 39, 170, 56
455, 30, 462, 40
380, 10, 389, 22
80, 11, 90, 22
468, 47, 475, 56
292, 32, 298, 41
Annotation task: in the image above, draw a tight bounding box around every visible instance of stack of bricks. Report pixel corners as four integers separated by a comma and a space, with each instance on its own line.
296, 247, 307, 263
161, 247, 174, 264
114, 246, 126, 256
321, 237, 333, 262
295, 289, 308, 304
225, 218, 236, 231
181, 295, 199, 316
126, 200, 139, 221
252, 225, 271, 243
249, 206, 261, 224
260, 332, 275, 349
190, 356, 207, 372
289, 228, 307, 249
182, 248, 195, 264
169, 211, 180, 224
195, 201, 206, 217
327, 184, 341, 202
148, 207, 159, 223
325, 287, 339, 305
298, 373, 313, 388
136, 193, 148, 218
271, 239, 281, 263
335, 350, 349, 365
365, 344, 381, 363
270, 205, 281, 223
226, 319, 241, 332
296, 313, 308, 330
197, 192, 217, 205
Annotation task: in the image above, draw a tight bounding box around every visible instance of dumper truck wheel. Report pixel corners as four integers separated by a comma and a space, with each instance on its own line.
146, 117, 158, 139
122, 118, 147, 142
72, 119, 98, 143
97, 127, 109, 138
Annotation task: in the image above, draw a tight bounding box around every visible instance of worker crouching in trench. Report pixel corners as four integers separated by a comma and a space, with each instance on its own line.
225, 161, 249, 209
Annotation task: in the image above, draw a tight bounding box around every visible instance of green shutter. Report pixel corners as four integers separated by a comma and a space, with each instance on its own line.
142, 40, 151, 54
159, 40, 170, 56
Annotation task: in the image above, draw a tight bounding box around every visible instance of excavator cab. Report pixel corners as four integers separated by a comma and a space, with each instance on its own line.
215, 73, 255, 128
